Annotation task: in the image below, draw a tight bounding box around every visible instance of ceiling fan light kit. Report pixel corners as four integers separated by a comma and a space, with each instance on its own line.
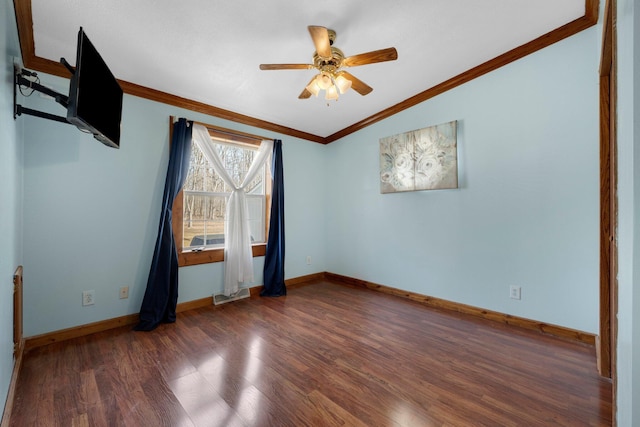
259, 25, 397, 103
305, 72, 352, 100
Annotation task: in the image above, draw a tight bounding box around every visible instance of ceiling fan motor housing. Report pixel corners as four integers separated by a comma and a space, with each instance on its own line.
313, 46, 344, 74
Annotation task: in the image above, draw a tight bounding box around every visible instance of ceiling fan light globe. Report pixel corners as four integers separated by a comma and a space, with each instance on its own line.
306, 81, 320, 97
316, 74, 332, 90
335, 75, 352, 94
325, 84, 339, 100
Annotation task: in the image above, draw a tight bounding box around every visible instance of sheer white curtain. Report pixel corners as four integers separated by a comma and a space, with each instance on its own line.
192, 124, 273, 295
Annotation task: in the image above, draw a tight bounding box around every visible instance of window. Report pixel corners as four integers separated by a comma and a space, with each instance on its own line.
173, 124, 270, 267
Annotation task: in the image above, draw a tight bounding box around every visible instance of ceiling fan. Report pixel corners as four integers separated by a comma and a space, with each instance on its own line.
259, 26, 398, 101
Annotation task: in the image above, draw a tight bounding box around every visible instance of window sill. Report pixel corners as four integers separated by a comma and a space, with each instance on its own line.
177, 244, 266, 267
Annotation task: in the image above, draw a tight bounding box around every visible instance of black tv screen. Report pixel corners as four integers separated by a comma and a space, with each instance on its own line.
67, 27, 123, 149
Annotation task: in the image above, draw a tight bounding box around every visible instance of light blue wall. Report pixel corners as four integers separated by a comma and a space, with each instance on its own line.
0, 0, 23, 418
20, 75, 326, 337
326, 28, 600, 333
616, 0, 639, 424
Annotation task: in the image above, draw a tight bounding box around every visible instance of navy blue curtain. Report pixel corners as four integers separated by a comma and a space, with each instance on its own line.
135, 118, 193, 331
261, 139, 286, 297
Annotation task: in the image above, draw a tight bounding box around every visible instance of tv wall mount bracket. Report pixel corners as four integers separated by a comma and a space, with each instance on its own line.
13, 58, 75, 124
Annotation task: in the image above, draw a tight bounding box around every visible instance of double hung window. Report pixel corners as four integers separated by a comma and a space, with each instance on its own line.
173, 125, 269, 267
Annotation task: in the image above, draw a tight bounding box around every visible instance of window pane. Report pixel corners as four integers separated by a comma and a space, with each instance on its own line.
183, 194, 225, 248
184, 143, 225, 192
246, 196, 265, 243
245, 170, 263, 195
219, 144, 256, 188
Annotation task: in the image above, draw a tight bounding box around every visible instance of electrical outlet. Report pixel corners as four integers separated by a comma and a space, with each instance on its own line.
509, 285, 521, 300
82, 290, 95, 306
306, 256, 312, 265
119, 286, 129, 299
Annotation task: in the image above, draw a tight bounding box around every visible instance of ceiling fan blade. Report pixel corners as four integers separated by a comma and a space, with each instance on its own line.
342, 47, 398, 67
299, 88, 312, 99
308, 26, 332, 59
260, 64, 313, 70
339, 71, 373, 96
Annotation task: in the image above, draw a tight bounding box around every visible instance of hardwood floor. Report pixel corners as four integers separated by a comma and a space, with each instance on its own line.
9, 280, 612, 426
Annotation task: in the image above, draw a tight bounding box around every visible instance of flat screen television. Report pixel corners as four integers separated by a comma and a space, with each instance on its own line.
66, 27, 123, 149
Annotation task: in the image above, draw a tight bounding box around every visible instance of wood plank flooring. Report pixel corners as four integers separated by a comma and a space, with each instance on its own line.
8, 281, 612, 426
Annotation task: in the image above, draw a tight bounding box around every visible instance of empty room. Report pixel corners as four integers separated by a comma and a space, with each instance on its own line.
1, 0, 638, 425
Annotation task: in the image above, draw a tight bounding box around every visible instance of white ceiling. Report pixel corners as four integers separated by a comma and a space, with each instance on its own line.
29, 0, 585, 138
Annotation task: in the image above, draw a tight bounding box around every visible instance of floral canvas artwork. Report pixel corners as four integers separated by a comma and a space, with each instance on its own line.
379, 120, 458, 193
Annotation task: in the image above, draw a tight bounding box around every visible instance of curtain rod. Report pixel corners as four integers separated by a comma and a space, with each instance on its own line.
171, 116, 272, 142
